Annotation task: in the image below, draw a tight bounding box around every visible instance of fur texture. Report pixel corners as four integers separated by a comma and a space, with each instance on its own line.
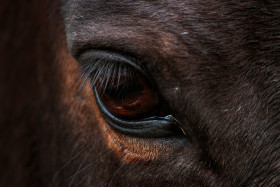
1, 0, 280, 186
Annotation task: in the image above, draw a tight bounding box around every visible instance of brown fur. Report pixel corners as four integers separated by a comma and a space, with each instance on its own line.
1, 0, 280, 186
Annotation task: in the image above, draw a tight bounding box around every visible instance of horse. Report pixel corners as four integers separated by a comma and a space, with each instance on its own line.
1, 0, 280, 186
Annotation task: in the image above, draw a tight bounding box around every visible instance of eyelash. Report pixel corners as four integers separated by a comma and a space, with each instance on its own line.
77, 52, 141, 94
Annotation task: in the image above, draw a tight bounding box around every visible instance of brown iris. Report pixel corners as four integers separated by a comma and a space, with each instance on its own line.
96, 70, 159, 119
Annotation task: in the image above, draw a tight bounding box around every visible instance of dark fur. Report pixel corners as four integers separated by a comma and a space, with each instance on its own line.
1, 0, 280, 186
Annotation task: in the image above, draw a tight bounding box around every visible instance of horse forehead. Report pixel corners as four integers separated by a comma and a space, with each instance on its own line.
63, 0, 277, 49
63, 0, 280, 90
63, 0, 269, 24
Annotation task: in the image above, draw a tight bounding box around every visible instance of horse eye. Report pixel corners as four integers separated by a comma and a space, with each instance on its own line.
96, 71, 159, 119
79, 51, 185, 138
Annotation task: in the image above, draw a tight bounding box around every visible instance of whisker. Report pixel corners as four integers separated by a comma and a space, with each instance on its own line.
51, 133, 105, 184
107, 162, 125, 187
51, 143, 93, 183
65, 149, 113, 183
68, 147, 93, 187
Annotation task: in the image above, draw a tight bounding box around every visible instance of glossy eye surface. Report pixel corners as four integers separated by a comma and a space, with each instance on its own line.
96, 70, 159, 119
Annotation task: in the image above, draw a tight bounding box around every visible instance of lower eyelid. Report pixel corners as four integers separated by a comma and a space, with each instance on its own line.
94, 87, 187, 138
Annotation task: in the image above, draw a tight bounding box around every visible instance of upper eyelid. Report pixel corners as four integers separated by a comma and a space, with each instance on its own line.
78, 50, 154, 83
78, 50, 143, 71
77, 50, 152, 93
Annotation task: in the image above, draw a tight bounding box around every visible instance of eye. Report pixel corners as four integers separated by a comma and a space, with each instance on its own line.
96, 69, 159, 119
78, 51, 186, 138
